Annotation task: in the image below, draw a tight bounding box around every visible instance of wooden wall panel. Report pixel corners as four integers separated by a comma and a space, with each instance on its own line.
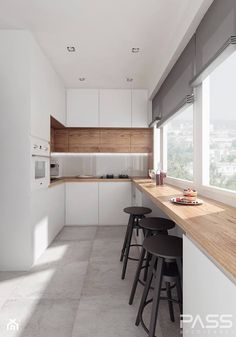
100, 129, 130, 153
68, 129, 100, 152
54, 129, 68, 152
52, 127, 153, 154
130, 129, 153, 153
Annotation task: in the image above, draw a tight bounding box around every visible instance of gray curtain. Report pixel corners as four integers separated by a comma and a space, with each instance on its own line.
152, 36, 195, 126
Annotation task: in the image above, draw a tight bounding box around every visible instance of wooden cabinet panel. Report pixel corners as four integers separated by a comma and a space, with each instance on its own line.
52, 127, 153, 153
54, 129, 68, 152
68, 129, 100, 152
50, 127, 55, 152
100, 129, 130, 152
130, 129, 153, 153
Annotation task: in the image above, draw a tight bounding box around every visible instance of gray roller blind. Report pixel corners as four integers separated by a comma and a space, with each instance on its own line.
152, 36, 195, 127
194, 0, 236, 81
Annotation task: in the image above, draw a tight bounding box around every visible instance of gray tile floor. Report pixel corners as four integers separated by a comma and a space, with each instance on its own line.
0, 226, 180, 337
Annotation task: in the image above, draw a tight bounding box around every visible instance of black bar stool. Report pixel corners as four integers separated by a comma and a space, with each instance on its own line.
129, 217, 175, 305
120, 206, 152, 280
135, 235, 182, 337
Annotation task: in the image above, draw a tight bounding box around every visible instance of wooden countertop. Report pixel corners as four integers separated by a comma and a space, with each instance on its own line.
49, 177, 132, 187
133, 179, 236, 282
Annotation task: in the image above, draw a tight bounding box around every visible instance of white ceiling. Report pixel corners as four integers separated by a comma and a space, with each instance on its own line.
0, 0, 213, 94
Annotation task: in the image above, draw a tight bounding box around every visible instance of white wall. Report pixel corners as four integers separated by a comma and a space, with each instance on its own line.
0, 30, 32, 270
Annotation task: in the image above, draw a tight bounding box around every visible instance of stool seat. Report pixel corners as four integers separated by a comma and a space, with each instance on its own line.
143, 234, 182, 259
139, 217, 175, 232
124, 206, 152, 216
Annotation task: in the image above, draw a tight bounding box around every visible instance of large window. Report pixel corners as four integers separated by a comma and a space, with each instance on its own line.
203, 52, 236, 192
165, 104, 193, 181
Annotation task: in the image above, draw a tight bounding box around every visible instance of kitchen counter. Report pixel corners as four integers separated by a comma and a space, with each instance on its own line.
132, 179, 236, 282
49, 176, 132, 187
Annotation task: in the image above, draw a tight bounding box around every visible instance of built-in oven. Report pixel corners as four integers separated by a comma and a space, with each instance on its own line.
31, 136, 50, 189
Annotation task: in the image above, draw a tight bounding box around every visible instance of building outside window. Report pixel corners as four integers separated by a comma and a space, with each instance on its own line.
165, 104, 193, 181
203, 51, 236, 192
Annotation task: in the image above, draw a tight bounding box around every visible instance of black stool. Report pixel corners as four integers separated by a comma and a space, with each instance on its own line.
120, 206, 152, 279
135, 235, 182, 337
129, 217, 175, 305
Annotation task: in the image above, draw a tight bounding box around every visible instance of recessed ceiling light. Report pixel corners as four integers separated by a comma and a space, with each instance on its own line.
67, 46, 76, 52
131, 47, 140, 53
79, 77, 86, 81
126, 78, 133, 82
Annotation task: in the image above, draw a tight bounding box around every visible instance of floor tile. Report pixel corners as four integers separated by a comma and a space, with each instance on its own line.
55, 226, 97, 241
95, 225, 127, 240
0, 298, 78, 337
11, 261, 88, 300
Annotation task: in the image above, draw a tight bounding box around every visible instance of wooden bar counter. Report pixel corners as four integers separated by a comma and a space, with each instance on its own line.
132, 179, 236, 282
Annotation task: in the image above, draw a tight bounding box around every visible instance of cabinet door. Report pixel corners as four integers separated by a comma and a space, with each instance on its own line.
68, 128, 100, 152
99, 182, 131, 225
100, 89, 131, 127
130, 129, 153, 153
183, 236, 236, 337
54, 129, 68, 152
67, 89, 99, 127
100, 129, 130, 153
132, 90, 148, 127
66, 183, 98, 225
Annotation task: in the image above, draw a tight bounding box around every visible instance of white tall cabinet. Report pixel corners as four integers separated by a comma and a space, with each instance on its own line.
0, 30, 65, 270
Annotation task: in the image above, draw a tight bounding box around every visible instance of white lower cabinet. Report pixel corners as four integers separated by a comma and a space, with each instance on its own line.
66, 182, 99, 225
99, 182, 131, 225
183, 236, 236, 337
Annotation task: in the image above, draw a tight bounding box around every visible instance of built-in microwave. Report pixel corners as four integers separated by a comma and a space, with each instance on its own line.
31, 136, 50, 190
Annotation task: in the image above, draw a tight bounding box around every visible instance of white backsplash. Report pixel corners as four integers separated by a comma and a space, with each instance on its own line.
52, 154, 149, 177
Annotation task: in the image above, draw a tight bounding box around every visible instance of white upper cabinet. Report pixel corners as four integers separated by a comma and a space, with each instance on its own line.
99, 89, 131, 127
131, 89, 148, 127
67, 89, 99, 127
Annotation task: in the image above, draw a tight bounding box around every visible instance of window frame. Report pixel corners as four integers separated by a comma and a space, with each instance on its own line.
156, 79, 236, 208
160, 103, 194, 185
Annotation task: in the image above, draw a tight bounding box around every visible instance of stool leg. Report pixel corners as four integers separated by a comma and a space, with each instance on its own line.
121, 215, 134, 280
148, 257, 164, 337
176, 277, 183, 314
135, 255, 156, 326
166, 281, 175, 322
129, 246, 146, 305
143, 252, 151, 282
120, 214, 133, 262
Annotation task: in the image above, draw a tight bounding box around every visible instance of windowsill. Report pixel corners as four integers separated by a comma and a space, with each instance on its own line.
165, 176, 236, 208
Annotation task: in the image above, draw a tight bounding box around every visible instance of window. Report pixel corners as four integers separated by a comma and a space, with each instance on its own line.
202, 52, 236, 192
165, 104, 194, 181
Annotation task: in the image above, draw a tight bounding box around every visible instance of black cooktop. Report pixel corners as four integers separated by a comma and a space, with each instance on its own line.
100, 174, 129, 179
